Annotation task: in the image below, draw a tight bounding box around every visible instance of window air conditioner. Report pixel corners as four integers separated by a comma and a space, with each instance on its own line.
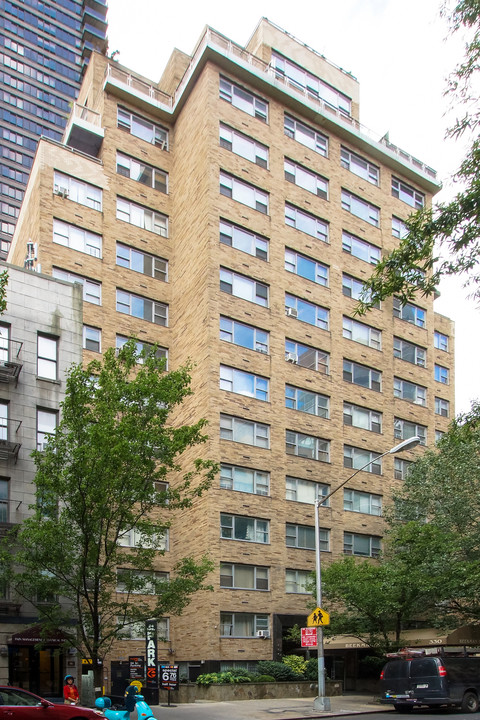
256, 630, 270, 639
285, 352, 298, 364
286, 307, 298, 318
54, 185, 69, 198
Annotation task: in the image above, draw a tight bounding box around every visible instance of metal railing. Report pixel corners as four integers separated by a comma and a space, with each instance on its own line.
104, 27, 437, 181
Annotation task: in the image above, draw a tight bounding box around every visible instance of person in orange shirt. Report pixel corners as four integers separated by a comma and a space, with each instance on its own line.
63, 675, 80, 705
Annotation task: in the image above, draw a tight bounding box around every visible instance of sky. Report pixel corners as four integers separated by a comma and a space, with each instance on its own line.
107, 0, 479, 415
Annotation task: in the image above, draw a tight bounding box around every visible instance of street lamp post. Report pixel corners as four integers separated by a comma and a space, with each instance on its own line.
313, 435, 421, 711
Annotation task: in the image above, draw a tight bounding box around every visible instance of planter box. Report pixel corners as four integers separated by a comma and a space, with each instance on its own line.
158, 680, 342, 704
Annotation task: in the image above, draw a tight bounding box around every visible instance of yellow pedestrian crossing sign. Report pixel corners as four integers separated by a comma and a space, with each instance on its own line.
307, 607, 330, 627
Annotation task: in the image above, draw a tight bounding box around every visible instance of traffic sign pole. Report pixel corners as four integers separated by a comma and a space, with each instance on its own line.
314, 495, 331, 712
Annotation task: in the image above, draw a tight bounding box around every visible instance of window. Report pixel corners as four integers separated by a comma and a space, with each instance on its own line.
435, 430, 445, 443
392, 216, 408, 239
393, 337, 426, 367
434, 331, 449, 352
116, 290, 168, 326
434, 364, 449, 384
342, 274, 374, 303
344, 490, 382, 516
341, 189, 380, 227
344, 532, 381, 558
284, 114, 328, 156
342, 317, 381, 350
220, 268, 268, 307
344, 446, 382, 474
394, 418, 427, 445
342, 231, 380, 265
52, 268, 102, 305
121, 617, 169, 640
0, 477, 8, 523
285, 386, 329, 418
219, 219, 268, 260
117, 106, 168, 149
220, 612, 269, 637
285, 294, 329, 331
435, 397, 450, 417
53, 219, 101, 258
286, 523, 329, 551
285, 340, 329, 374
116, 244, 168, 282
285, 476, 329, 505
0, 403, 7, 442
285, 249, 328, 286
394, 378, 427, 406
220, 464, 269, 496
118, 527, 168, 551
116, 336, 167, 366
285, 204, 328, 243
37, 408, 57, 451
394, 457, 413, 480
343, 360, 381, 392
285, 569, 310, 594
220, 414, 269, 448
219, 365, 269, 401
116, 152, 167, 193
220, 563, 269, 590
220, 514, 269, 544
117, 569, 168, 594
116, 198, 168, 237
286, 431, 330, 462
343, 403, 382, 433
392, 177, 424, 209
220, 317, 268, 354
219, 172, 268, 214
219, 77, 268, 121
83, 325, 101, 353
284, 158, 328, 199
273, 54, 351, 115
37, 334, 57, 380
53, 171, 102, 210
341, 147, 379, 185
219, 124, 268, 167
393, 297, 426, 328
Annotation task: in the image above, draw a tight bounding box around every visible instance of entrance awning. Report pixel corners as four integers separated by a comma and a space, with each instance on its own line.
324, 625, 480, 651
10, 625, 68, 646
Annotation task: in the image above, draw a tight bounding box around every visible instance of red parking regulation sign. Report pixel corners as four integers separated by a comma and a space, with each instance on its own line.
301, 627, 318, 647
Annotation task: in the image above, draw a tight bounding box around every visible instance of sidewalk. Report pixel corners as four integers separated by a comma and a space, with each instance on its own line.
150, 693, 388, 720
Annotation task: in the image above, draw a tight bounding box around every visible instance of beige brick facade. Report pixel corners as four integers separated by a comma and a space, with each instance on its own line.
8, 19, 454, 685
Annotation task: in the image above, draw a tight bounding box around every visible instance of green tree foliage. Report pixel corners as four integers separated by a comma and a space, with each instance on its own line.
322, 545, 439, 654
357, 0, 480, 312
282, 655, 307, 676
388, 401, 480, 625
0, 341, 217, 688
0, 270, 8, 315
256, 661, 301, 681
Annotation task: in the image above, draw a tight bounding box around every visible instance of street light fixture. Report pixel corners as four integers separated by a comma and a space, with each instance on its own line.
313, 435, 421, 711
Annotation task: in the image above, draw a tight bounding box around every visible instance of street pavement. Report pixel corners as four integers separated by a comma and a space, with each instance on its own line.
150, 693, 389, 720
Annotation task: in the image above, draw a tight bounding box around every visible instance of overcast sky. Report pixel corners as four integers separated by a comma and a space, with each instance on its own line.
107, 0, 479, 415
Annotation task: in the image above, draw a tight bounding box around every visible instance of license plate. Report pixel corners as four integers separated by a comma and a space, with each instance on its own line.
416, 684, 428, 689
386, 694, 409, 699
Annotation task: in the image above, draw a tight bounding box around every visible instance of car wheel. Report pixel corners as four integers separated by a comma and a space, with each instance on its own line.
461, 692, 479, 713
393, 703, 414, 713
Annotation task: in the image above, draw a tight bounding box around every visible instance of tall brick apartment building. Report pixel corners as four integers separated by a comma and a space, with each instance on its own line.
8, 18, 454, 688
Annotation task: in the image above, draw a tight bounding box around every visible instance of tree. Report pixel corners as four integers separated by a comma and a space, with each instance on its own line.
356, 0, 480, 313
0, 341, 217, 690
322, 542, 440, 654
387, 401, 480, 625
0, 269, 8, 315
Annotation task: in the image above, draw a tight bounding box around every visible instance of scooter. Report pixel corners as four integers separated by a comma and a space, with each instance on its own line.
95, 684, 154, 720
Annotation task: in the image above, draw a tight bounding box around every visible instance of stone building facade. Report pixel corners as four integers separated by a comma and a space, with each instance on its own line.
0, 263, 83, 695
7, 18, 454, 688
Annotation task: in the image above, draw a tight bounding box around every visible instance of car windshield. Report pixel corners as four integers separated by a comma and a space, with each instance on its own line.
0, 688, 41, 706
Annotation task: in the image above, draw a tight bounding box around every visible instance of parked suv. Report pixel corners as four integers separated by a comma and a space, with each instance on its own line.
380, 656, 480, 712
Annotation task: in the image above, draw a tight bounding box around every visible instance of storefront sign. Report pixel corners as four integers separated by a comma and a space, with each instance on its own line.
129, 656, 144, 680
145, 621, 158, 688
160, 665, 179, 691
